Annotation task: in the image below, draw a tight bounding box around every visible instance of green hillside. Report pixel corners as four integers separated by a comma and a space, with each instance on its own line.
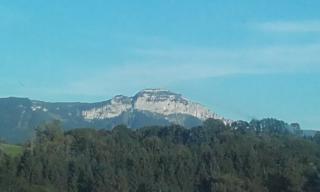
0, 143, 23, 157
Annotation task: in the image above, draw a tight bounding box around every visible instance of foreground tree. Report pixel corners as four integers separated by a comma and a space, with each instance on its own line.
0, 120, 319, 191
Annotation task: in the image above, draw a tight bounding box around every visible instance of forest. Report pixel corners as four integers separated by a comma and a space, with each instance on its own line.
0, 118, 320, 192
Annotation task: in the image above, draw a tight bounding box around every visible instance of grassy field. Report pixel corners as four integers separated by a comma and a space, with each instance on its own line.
0, 143, 23, 157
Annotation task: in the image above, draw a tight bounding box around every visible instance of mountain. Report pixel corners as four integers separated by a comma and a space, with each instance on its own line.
0, 89, 228, 143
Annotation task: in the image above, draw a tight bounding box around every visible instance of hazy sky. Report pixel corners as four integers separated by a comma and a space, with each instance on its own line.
1, 0, 320, 129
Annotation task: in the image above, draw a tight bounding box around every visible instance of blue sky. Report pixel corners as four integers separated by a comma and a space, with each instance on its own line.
1, 0, 320, 129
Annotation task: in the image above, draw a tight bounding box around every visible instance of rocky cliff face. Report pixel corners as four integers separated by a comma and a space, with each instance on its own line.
82, 95, 133, 120
133, 89, 215, 120
81, 89, 220, 123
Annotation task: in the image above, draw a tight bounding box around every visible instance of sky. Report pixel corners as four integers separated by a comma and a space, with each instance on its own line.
0, 0, 320, 130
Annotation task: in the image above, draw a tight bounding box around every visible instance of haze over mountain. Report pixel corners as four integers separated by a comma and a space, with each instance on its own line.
0, 89, 231, 143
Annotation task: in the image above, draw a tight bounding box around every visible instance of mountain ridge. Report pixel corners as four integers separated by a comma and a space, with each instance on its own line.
0, 89, 228, 143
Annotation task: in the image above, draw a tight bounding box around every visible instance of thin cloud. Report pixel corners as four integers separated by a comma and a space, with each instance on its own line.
134, 44, 320, 72
256, 20, 320, 33
64, 43, 320, 97
9, 42, 320, 101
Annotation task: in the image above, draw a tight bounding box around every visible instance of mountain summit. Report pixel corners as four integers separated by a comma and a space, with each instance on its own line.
0, 89, 228, 142
83, 89, 218, 122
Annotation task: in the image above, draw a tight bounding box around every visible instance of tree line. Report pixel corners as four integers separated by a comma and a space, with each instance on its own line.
0, 118, 320, 192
